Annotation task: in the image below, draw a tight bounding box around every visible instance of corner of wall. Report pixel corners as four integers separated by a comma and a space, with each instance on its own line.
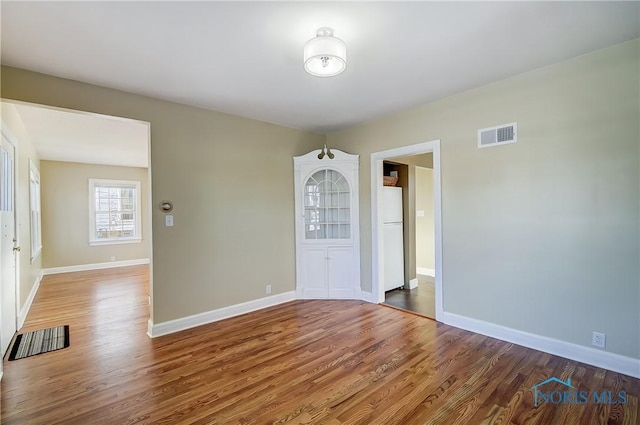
18, 271, 43, 329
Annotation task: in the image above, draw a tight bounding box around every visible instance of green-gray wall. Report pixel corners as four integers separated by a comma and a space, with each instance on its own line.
327, 40, 640, 359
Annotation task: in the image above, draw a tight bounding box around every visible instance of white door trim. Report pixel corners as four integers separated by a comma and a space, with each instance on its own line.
370, 140, 443, 321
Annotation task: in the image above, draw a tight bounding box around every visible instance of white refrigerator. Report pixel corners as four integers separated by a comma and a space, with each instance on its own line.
382, 186, 405, 291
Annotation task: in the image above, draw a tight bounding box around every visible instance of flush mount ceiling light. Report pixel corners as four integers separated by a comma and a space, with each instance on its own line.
303, 27, 346, 77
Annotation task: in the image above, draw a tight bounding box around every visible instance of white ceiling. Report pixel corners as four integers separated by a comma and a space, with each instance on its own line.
1, 1, 639, 134
5, 101, 149, 168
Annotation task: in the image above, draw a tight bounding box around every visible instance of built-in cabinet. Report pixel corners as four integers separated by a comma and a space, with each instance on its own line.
293, 148, 360, 299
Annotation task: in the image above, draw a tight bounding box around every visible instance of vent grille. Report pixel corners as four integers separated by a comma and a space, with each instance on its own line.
478, 122, 517, 148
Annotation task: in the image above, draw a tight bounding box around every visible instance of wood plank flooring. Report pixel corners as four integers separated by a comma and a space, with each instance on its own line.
384, 275, 435, 318
2, 265, 639, 424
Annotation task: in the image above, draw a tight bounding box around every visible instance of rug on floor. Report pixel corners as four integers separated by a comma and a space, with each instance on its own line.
8, 325, 70, 361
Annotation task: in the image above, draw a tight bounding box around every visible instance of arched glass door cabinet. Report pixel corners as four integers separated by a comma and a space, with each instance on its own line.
293, 148, 360, 299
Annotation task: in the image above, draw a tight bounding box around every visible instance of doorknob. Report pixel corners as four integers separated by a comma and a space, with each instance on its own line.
13, 246, 20, 252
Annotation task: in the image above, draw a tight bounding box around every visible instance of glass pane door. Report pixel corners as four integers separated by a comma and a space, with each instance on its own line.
304, 169, 350, 240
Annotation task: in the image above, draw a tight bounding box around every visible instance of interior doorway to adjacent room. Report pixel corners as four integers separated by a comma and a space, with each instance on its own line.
0, 100, 153, 356
370, 140, 442, 321
380, 158, 435, 318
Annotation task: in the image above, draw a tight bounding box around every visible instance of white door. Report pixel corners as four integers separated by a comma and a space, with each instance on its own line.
1, 132, 18, 356
327, 246, 355, 298
301, 248, 328, 298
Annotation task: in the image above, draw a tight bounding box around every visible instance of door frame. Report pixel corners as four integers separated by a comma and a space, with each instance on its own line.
370, 140, 443, 320
0, 127, 20, 358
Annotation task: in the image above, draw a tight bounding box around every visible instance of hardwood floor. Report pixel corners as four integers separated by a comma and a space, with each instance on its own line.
2, 265, 639, 424
383, 274, 435, 318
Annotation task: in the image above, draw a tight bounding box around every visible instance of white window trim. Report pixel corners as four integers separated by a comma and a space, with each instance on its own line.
88, 178, 142, 246
29, 160, 42, 263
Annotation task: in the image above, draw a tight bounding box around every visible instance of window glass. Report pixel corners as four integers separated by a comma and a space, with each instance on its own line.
89, 179, 141, 245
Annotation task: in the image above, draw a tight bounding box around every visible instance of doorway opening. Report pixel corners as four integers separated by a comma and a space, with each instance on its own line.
370, 140, 443, 321
380, 159, 435, 318
0, 100, 153, 359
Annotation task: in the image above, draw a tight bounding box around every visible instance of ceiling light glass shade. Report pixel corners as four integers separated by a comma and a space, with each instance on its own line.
304, 27, 346, 77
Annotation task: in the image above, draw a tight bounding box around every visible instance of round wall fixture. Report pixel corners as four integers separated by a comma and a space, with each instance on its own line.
159, 200, 173, 213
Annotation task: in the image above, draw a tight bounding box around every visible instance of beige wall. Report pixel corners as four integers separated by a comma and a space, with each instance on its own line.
40, 160, 150, 268
328, 40, 640, 359
415, 166, 434, 271
1, 103, 42, 309
1, 67, 324, 324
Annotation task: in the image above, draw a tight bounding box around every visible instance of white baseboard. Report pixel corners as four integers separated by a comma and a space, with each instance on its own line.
358, 290, 378, 304
148, 291, 296, 338
42, 258, 150, 275
442, 312, 640, 379
18, 272, 43, 329
417, 267, 435, 277
407, 278, 418, 290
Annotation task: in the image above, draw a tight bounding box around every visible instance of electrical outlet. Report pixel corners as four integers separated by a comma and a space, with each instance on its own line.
110, 256, 116, 262
592, 332, 606, 348
266, 285, 272, 295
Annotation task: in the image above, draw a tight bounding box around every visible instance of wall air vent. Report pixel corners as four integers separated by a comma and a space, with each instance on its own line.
478, 122, 517, 148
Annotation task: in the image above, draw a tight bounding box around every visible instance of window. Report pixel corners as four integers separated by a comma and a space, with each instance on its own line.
89, 179, 141, 246
1, 145, 14, 212
29, 160, 42, 262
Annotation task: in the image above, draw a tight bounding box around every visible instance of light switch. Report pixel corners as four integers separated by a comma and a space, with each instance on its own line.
165, 215, 174, 227
416, 210, 425, 217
